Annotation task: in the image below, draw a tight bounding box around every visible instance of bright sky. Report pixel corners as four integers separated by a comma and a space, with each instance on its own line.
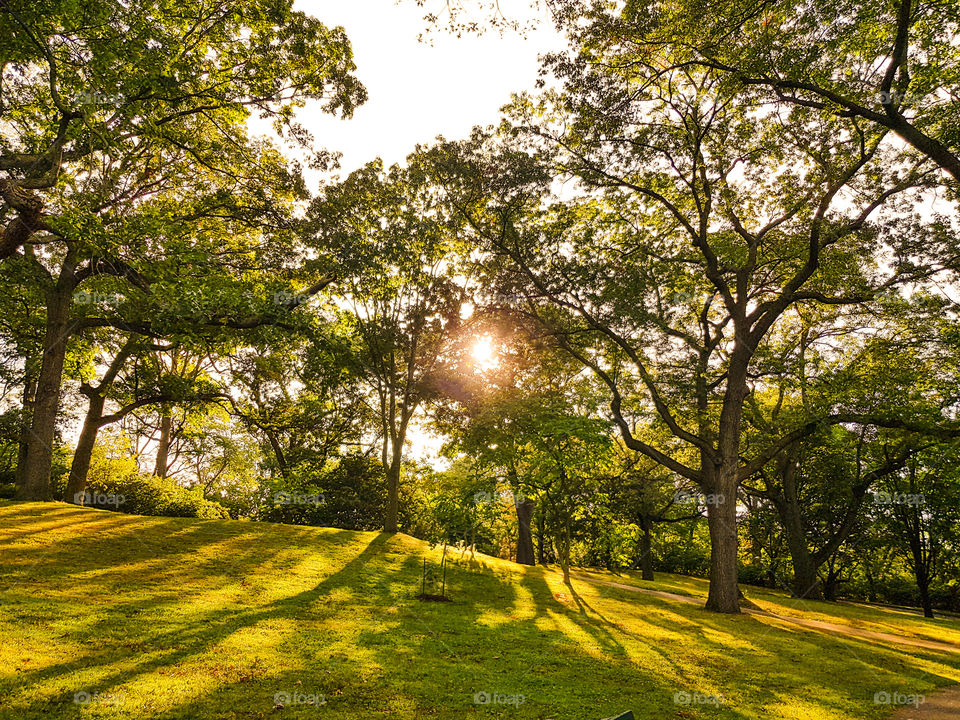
293, 0, 564, 179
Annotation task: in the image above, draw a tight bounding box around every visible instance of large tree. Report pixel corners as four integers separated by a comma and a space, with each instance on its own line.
427, 58, 951, 612
2, 0, 364, 499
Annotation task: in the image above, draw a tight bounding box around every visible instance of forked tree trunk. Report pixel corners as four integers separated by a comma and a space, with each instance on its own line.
774, 448, 826, 600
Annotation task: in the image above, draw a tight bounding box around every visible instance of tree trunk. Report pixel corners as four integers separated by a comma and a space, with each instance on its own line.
264, 429, 288, 478
384, 446, 401, 533
917, 574, 935, 619
773, 446, 825, 600
536, 510, 546, 565
559, 516, 571, 585
153, 407, 172, 478
639, 519, 655, 581
14, 365, 38, 489
515, 496, 536, 565
706, 462, 740, 613
65, 393, 106, 503
702, 346, 750, 614
822, 558, 842, 601
789, 545, 824, 600
17, 269, 77, 501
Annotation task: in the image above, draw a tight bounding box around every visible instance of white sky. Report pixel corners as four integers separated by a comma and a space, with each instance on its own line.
292, 0, 564, 179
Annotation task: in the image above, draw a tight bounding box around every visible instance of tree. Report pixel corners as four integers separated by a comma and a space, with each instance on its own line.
310, 161, 467, 533
874, 437, 960, 618
426, 48, 950, 611
225, 335, 368, 482
741, 294, 960, 598
2, 0, 366, 500
605, 444, 702, 581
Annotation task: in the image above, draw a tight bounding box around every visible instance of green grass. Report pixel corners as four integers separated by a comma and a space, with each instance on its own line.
1, 502, 958, 719
574, 568, 960, 645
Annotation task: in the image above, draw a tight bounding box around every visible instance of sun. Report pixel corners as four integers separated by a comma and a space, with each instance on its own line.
470, 335, 499, 371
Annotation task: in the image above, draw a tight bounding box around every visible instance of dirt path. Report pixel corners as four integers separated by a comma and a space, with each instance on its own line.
889, 685, 960, 719
569, 573, 960, 654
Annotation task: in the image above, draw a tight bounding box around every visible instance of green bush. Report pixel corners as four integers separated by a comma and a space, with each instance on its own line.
655, 542, 710, 577
86, 473, 231, 519
63, 471, 231, 520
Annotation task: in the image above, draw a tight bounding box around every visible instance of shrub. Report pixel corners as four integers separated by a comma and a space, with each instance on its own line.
82, 472, 230, 519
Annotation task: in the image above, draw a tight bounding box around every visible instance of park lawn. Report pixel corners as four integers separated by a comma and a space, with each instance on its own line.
0, 501, 958, 720
573, 568, 960, 647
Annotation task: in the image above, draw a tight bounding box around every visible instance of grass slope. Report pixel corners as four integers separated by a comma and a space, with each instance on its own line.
1, 501, 958, 719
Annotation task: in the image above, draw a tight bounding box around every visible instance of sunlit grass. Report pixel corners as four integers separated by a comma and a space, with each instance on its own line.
1, 501, 958, 719
581, 567, 960, 646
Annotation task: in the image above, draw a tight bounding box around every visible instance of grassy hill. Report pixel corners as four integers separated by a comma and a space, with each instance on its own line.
1, 502, 958, 719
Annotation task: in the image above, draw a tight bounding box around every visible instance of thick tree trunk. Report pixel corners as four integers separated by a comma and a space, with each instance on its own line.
515, 496, 536, 565
789, 546, 824, 600
704, 481, 740, 613
153, 408, 172, 478
639, 520, 655, 581
702, 345, 750, 614
66, 394, 106, 503
17, 272, 77, 501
